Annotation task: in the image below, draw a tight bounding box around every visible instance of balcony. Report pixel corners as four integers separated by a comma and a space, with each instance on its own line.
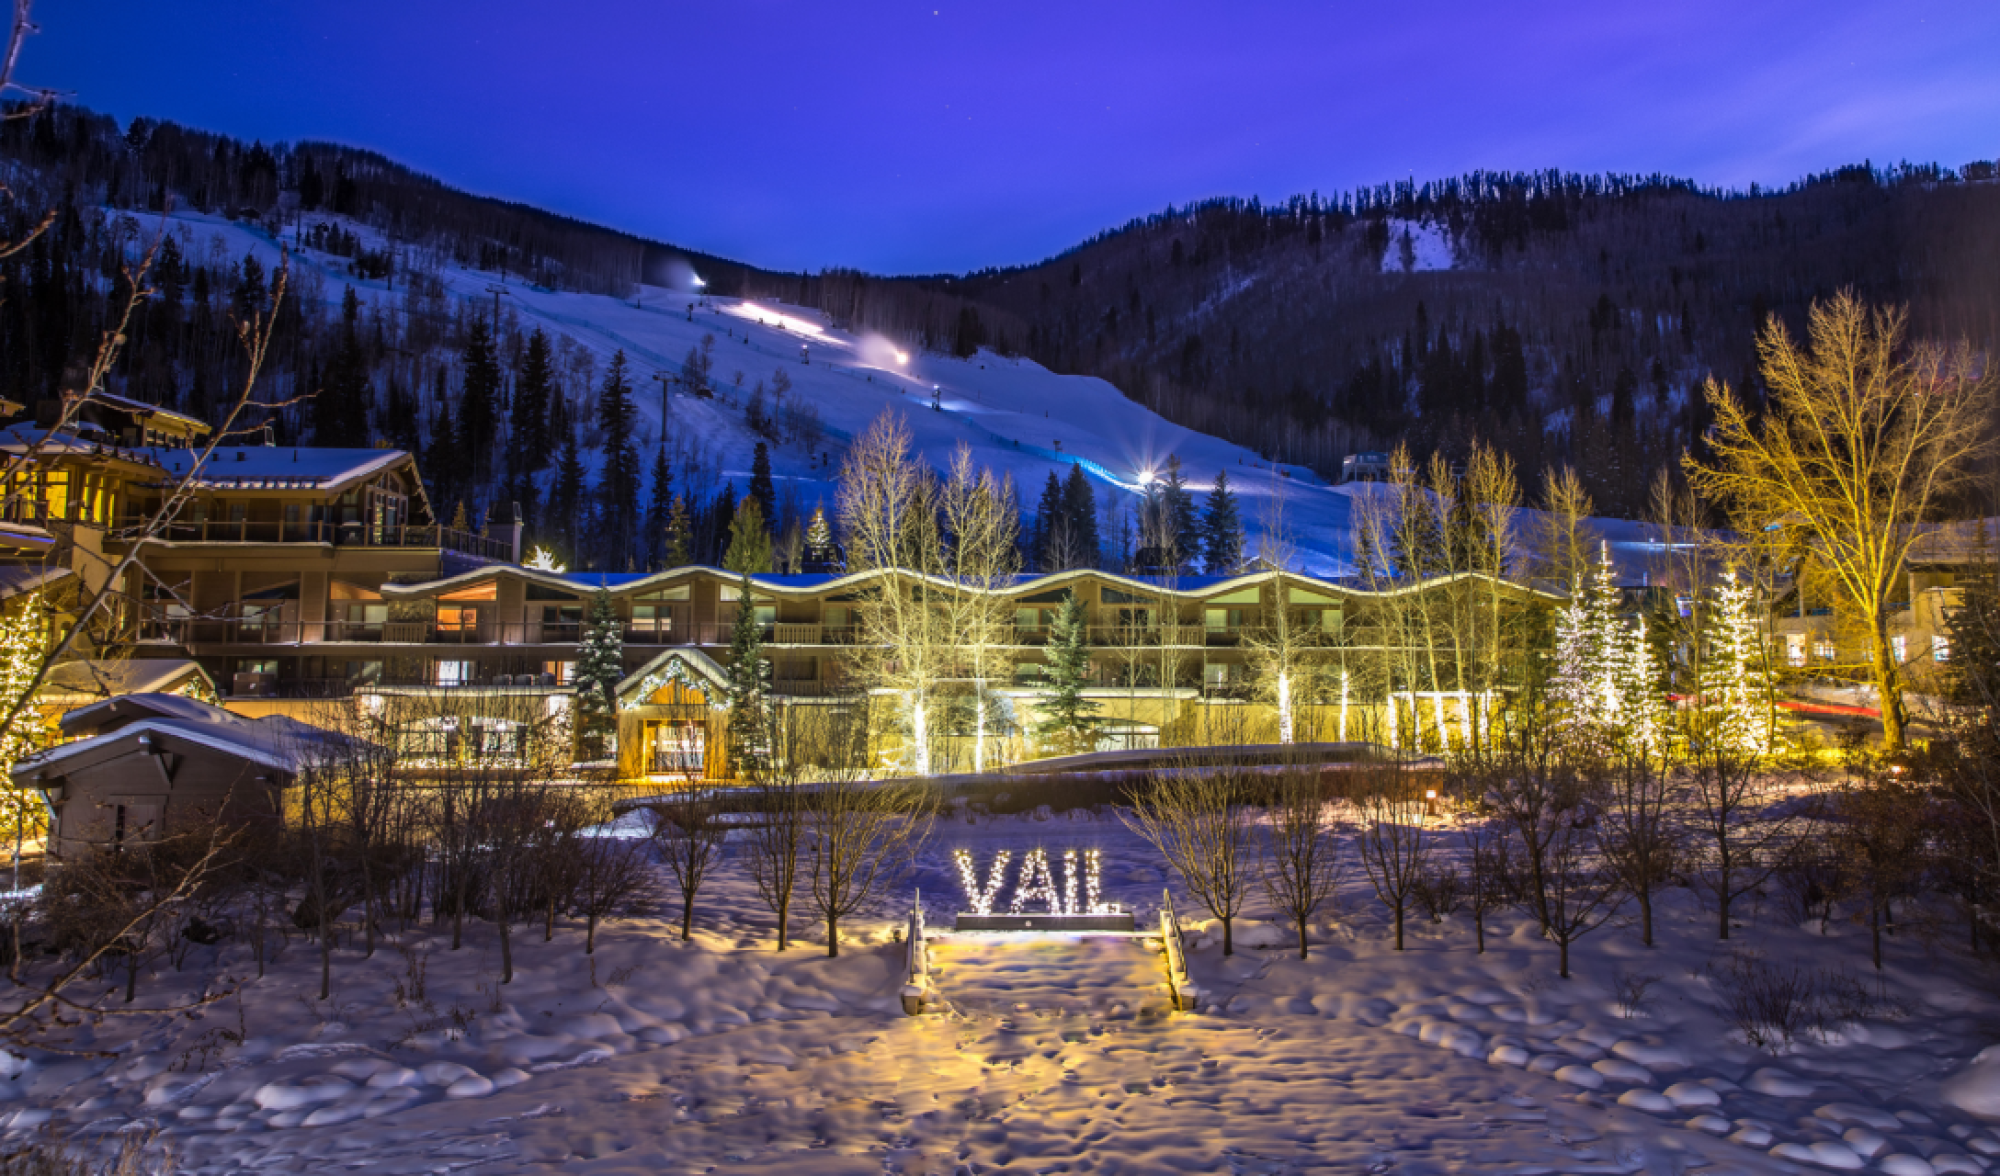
125, 518, 513, 562
1087, 625, 1207, 647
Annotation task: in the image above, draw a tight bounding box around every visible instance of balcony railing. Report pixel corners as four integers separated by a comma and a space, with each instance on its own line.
122, 518, 512, 561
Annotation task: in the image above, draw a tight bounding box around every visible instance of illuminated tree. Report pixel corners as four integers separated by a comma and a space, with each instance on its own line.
0, 594, 51, 860
1698, 568, 1776, 757
1035, 590, 1100, 754
1685, 292, 1995, 750
572, 590, 622, 761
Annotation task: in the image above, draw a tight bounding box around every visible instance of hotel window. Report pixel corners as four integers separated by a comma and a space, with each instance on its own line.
1786, 636, 1806, 667
1813, 640, 1835, 662
1935, 637, 1952, 663
1891, 635, 1907, 664
1206, 608, 1246, 632
435, 660, 475, 687
541, 660, 576, 684
437, 605, 479, 634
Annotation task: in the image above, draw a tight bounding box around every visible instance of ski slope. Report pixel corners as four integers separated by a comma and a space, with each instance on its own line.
125, 209, 1667, 578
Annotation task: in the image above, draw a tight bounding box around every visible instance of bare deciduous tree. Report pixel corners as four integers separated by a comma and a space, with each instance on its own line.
1597, 752, 1682, 948
1685, 742, 1799, 941
805, 774, 929, 957
650, 791, 728, 942
1125, 763, 1254, 954
1256, 761, 1343, 959
1353, 769, 1432, 951
1685, 292, 1995, 750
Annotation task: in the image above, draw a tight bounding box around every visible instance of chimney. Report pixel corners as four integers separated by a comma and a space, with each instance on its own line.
509, 502, 524, 564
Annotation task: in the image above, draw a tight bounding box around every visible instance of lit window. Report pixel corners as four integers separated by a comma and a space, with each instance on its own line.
435, 660, 474, 686
1786, 636, 1806, 667
1891, 635, 1907, 664
1814, 640, 1835, 662
1935, 637, 1952, 663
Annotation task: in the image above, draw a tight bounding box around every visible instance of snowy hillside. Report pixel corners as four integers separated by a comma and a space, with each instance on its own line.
133, 209, 1666, 579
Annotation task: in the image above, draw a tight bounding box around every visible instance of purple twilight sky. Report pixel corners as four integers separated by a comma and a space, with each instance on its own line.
27, 0, 2000, 275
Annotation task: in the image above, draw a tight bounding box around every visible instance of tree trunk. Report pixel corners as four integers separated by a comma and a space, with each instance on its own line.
1559, 935, 1571, 980
1221, 915, 1233, 956
498, 868, 514, 984
546, 894, 556, 943
1393, 906, 1405, 951
1871, 619, 1905, 752
1716, 864, 1732, 940
1474, 909, 1486, 954
681, 893, 694, 942
586, 911, 598, 955
776, 893, 790, 951
1871, 900, 1883, 971
1639, 888, 1654, 948
826, 912, 840, 958
1298, 919, 1309, 960
125, 947, 139, 1004
319, 913, 332, 1000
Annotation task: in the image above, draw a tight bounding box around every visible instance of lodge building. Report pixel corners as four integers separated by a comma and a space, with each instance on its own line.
0, 395, 1981, 796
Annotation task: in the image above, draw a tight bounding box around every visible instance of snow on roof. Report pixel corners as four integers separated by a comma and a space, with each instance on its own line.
87, 392, 211, 433
28, 693, 361, 778
616, 647, 730, 700
0, 565, 70, 601
43, 659, 213, 699
144, 447, 410, 492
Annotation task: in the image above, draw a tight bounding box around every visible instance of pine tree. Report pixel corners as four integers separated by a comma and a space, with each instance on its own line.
723, 572, 771, 777
748, 442, 777, 533
805, 506, 836, 570
724, 497, 773, 574
1035, 590, 1100, 754
425, 401, 463, 508
1057, 464, 1099, 570
0, 592, 51, 855
317, 286, 369, 446
645, 448, 673, 569
1550, 541, 1662, 755
457, 317, 501, 481
573, 589, 623, 761
1699, 568, 1776, 757
552, 430, 587, 559
596, 351, 641, 567
1032, 471, 1064, 570
1202, 469, 1244, 574
664, 495, 692, 566
514, 327, 555, 472
1159, 455, 1201, 569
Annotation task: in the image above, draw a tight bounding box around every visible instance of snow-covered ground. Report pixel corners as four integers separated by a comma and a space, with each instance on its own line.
116, 209, 1673, 579
6, 804, 1998, 1174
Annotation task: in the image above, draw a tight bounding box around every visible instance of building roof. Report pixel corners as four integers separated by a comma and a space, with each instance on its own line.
616, 647, 730, 703
0, 564, 70, 602
42, 659, 215, 701
143, 446, 412, 494
21, 693, 362, 781
383, 562, 1563, 604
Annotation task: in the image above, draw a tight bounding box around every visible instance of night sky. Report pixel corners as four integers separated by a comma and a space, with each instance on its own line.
30, 1, 2000, 274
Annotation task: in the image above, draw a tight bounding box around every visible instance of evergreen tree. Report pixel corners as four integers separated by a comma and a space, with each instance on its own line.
596, 351, 642, 566
805, 505, 837, 570
1055, 464, 1100, 570
1035, 590, 1100, 754
514, 327, 555, 472
1699, 568, 1776, 756
724, 497, 773, 574
1159, 455, 1202, 568
317, 286, 369, 446
748, 442, 777, 532
425, 402, 464, 508
1550, 541, 1661, 755
457, 317, 501, 480
723, 573, 771, 777
552, 430, 587, 558
664, 494, 692, 566
1032, 471, 1064, 570
573, 589, 622, 761
1202, 469, 1245, 574
645, 448, 673, 569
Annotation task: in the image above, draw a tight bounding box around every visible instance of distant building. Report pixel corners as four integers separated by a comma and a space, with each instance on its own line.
1340, 452, 1391, 484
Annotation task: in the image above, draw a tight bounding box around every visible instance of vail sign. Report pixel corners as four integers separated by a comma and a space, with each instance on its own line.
951, 849, 1130, 930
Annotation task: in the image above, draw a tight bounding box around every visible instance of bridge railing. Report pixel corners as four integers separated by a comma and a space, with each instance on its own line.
1160, 887, 1201, 1012
900, 887, 931, 1016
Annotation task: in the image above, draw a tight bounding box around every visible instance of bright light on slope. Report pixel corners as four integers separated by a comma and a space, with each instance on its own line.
727, 301, 825, 337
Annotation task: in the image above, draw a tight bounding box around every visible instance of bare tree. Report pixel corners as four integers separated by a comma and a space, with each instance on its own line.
1539, 776, 1624, 980
938, 443, 1019, 772
1597, 751, 1683, 947
650, 791, 728, 942
1684, 292, 1995, 750
1827, 773, 1930, 970
1463, 817, 1513, 954
1124, 763, 1255, 954
1256, 761, 1344, 958
1684, 741, 1800, 941
805, 774, 929, 957
571, 829, 655, 955
1354, 770, 1432, 951
744, 706, 848, 950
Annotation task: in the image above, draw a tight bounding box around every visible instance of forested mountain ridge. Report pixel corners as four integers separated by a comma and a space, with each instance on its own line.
3, 98, 1995, 555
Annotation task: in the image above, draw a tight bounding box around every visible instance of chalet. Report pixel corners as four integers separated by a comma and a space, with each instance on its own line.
13, 693, 362, 857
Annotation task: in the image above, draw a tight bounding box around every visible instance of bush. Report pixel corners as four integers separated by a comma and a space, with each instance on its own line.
1710, 952, 1890, 1054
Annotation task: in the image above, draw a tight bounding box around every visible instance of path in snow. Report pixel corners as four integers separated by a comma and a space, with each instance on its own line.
927, 934, 1170, 1020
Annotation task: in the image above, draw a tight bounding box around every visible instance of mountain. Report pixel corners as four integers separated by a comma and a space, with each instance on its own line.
2, 101, 1994, 574
909, 166, 2000, 517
